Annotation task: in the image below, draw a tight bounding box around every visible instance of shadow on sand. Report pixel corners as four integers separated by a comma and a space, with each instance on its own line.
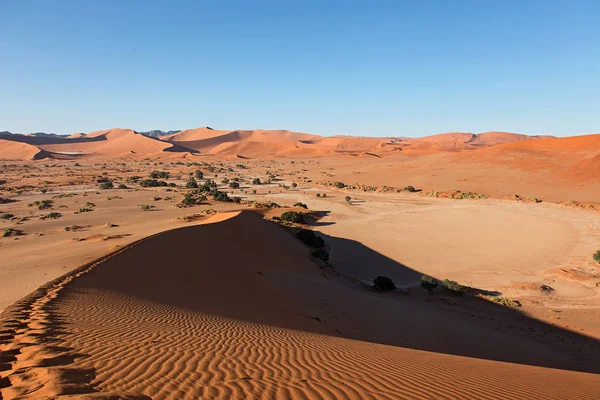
23, 211, 600, 375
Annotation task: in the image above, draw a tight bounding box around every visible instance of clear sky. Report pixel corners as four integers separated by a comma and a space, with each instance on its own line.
1, 0, 598, 137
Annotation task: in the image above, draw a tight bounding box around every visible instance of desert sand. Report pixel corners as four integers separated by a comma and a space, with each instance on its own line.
1, 128, 600, 399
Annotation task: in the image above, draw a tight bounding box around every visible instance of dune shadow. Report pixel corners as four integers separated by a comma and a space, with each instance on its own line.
43, 212, 600, 375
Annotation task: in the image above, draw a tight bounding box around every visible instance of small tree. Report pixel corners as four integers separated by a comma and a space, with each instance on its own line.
185, 177, 198, 189
373, 276, 396, 291
195, 170, 203, 179
345, 196, 351, 202
229, 182, 240, 189
252, 178, 261, 185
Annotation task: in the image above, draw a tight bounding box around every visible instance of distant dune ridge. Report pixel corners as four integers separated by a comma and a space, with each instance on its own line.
0, 127, 570, 160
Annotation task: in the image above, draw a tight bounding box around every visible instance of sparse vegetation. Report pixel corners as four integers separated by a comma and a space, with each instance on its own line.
229, 181, 240, 189
420, 275, 438, 292
403, 185, 416, 193
252, 178, 261, 185
195, 170, 203, 179
78, 207, 93, 213
373, 276, 396, 291
28, 200, 53, 210
594, 250, 600, 263
40, 212, 62, 220
490, 297, 522, 308
185, 177, 199, 188
442, 279, 468, 294
99, 181, 114, 189
139, 204, 154, 211
333, 181, 346, 189
345, 196, 351, 202
297, 229, 324, 248
281, 211, 305, 223
139, 179, 168, 187
293, 202, 308, 209
3, 228, 24, 238
150, 170, 169, 179
212, 190, 230, 202
0, 213, 14, 220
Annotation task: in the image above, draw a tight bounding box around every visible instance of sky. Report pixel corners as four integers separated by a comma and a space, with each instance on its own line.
1, 0, 598, 137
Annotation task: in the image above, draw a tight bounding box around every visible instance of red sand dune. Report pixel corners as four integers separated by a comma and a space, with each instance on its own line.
0, 139, 50, 160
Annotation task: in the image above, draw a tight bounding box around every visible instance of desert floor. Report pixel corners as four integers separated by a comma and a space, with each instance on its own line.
1, 157, 600, 399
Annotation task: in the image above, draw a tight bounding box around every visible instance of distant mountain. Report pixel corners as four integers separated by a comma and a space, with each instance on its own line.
138, 130, 181, 138
0, 131, 67, 138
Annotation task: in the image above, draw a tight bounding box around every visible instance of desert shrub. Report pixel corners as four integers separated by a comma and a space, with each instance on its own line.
252, 178, 261, 185
3, 228, 24, 237
139, 204, 154, 211
41, 212, 62, 220
139, 179, 167, 187
293, 202, 308, 209
64, 225, 84, 232
252, 189, 257, 194
28, 200, 53, 210
404, 185, 416, 193
99, 181, 114, 189
229, 182, 240, 189
291, 183, 297, 188
231, 196, 241, 203
221, 178, 229, 184
281, 211, 304, 223
41, 188, 48, 194
78, 207, 93, 213
150, 170, 169, 179
373, 276, 396, 291
316, 193, 321, 197
185, 177, 199, 188
297, 229, 324, 248
195, 170, 203, 179
333, 181, 345, 189
178, 192, 207, 207
420, 275, 438, 292
212, 191, 230, 202
322, 193, 327, 198
345, 196, 351, 202
118, 183, 128, 189
593, 250, 600, 263
442, 279, 468, 294
491, 297, 522, 307
0, 213, 14, 220
311, 248, 329, 262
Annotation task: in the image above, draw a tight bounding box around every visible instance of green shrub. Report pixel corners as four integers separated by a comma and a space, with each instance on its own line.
139, 204, 154, 211
3, 228, 24, 237
373, 276, 396, 291
150, 170, 169, 179
404, 185, 416, 192
212, 191, 230, 202
0, 213, 14, 220
41, 212, 62, 220
316, 193, 321, 197
291, 183, 297, 188
252, 178, 261, 185
593, 250, 600, 263
345, 196, 351, 202
229, 182, 240, 189
78, 207, 93, 213
281, 211, 304, 223
442, 279, 468, 294
185, 177, 199, 188
420, 275, 438, 292
297, 229, 324, 248
294, 202, 308, 209
118, 183, 128, 189
333, 182, 345, 189
195, 170, 203, 179
140, 179, 168, 187
99, 181, 114, 189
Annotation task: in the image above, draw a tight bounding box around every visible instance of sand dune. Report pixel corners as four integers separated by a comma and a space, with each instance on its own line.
1, 211, 598, 399
0, 139, 50, 160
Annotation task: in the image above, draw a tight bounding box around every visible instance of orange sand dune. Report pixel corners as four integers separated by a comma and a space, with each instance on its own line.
38, 128, 194, 158
1, 211, 598, 399
406, 131, 553, 151
0, 139, 51, 160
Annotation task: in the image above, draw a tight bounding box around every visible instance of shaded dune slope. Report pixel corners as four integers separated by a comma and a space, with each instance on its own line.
1, 211, 598, 399
0, 139, 52, 160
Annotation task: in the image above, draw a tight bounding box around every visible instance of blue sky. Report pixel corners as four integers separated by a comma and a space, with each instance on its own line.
1, 0, 598, 137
